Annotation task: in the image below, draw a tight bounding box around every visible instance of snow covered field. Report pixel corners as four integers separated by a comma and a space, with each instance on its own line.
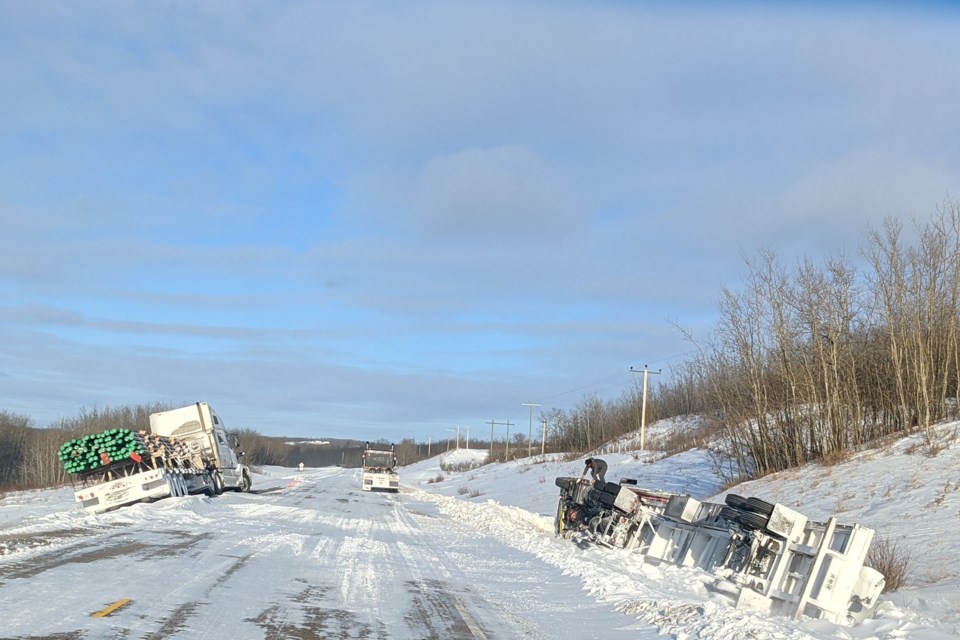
1, 419, 959, 639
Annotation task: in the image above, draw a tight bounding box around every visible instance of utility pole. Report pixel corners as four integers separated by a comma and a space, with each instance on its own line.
541, 417, 548, 456
505, 420, 513, 459
487, 420, 510, 460
465, 426, 470, 449
630, 365, 662, 452
427, 436, 431, 458
522, 403, 541, 458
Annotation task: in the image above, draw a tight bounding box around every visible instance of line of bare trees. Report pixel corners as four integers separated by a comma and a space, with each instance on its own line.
690, 204, 960, 479
534, 202, 960, 481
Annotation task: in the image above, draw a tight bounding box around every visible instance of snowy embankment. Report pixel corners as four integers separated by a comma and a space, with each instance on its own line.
407, 420, 960, 639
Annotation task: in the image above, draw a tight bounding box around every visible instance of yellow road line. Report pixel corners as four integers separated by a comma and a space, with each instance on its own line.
451, 595, 488, 639
90, 598, 132, 618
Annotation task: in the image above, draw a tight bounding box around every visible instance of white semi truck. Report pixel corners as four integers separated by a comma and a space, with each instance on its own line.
69, 402, 252, 514
361, 443, 399, 492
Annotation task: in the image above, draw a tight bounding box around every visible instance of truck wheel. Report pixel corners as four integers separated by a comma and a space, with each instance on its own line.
724, 494, 749, 510
213, 472, 224, 495
204, 474, 216, 497
718, 506, 741, 523
237, 472, 251, 493
738, 511, 769, 530
744, 497, 775, 516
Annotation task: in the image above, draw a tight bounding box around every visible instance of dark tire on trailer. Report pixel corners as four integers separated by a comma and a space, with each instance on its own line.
725, 494, 749, 510
555, 499, 566, 537
738, 511, 769, 530
718, 506, 742, 523
744, 496, 775, 516
213, 472, 225, 495
237, 471, 252, 493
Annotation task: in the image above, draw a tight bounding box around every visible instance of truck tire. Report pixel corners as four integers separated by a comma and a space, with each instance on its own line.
724, 494, 749, 510
718, 506, 741, 523
167, 475, 180, 497
237, 471, 251, 493
744, 497, 775, 516
213, 472, 224, 495
203, 472, 217, 497
738, 511, 769, 530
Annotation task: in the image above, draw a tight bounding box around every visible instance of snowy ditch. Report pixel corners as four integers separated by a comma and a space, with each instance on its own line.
412, 486, 823, 639
405, 432, 953, 640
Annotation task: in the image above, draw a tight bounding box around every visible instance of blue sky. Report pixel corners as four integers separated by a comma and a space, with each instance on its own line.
2, 2, 959, 441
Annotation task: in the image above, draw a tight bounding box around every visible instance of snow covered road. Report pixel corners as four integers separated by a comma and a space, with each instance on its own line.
0, 467, 652, 639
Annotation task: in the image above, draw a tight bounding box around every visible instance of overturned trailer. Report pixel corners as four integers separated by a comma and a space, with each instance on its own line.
554, 477, 885, 626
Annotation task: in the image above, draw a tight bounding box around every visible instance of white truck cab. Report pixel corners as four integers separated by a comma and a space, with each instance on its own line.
361, 443, 399, 492
149, 402, 251, 493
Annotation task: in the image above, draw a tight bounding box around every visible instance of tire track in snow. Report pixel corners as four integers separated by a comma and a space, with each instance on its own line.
388, 499, 492, 639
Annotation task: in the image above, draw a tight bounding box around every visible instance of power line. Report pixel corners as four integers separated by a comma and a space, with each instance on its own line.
537, 368, 632, 402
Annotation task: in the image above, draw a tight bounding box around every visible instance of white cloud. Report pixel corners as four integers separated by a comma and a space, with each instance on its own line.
416, 146, 583, 238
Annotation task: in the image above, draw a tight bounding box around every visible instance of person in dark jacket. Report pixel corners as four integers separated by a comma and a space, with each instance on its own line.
582, 457, 607, 486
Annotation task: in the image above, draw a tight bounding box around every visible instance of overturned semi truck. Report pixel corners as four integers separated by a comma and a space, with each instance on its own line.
555, 477, 885, 626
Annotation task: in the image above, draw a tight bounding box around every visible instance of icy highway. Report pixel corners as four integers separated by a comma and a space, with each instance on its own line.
0, 467, 653, 639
